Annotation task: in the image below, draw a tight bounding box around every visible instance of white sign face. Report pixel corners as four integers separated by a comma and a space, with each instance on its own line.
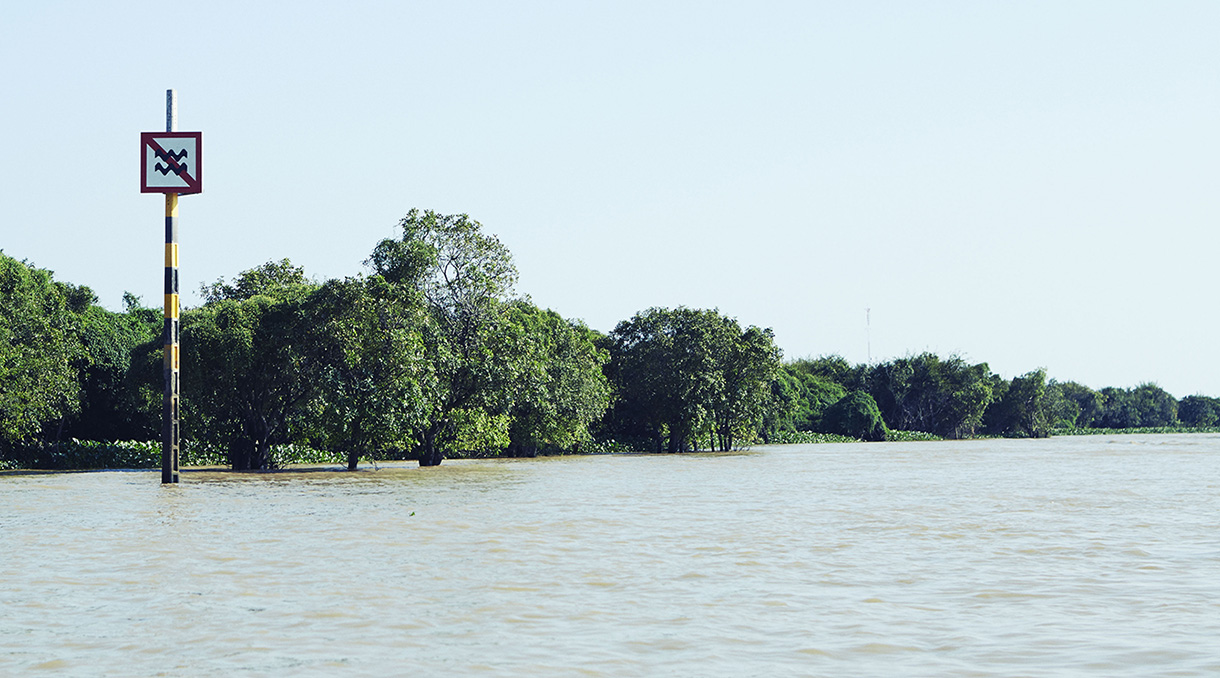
141, 132, 202, 194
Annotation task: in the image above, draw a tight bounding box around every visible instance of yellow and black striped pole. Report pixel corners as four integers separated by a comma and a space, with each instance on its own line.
163, 191, 180, 483
162, 90, 180, 484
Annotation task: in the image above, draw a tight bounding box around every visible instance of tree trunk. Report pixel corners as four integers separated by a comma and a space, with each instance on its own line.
254, 439, 272, 470
230, 442, 254, 471
347, 450, 359, 471
419, 428, 443, 466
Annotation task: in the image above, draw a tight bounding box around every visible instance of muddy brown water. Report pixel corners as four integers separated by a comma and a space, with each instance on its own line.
3, 434, 1219, 676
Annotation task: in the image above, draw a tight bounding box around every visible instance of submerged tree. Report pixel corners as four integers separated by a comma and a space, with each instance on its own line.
306, 275, 433, 470
368, 209, 519, 466
0, 253, 83, 450
821, 391, 888, 441
605, 307, 779, 452
181, 260, 324, 470
502, 301, 610, 457
66, 296, 161, 442
866, 353, 993, 438
1178, 395, 1220, 427
984, 369, 1051, 438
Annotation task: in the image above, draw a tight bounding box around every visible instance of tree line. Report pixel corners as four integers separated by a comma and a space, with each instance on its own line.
3, 209, 1217, 470
768, 354, 1216, 441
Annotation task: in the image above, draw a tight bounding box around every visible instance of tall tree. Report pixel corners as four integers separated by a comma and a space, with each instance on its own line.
0, 253, 83, 450
606, 307, 778, 452
1057, 381, 1105, 428
821, 391, 888, 441
181, 261, 324, 470
368, 209, 519, 466
1096, 384, 1177, 429
66, 296, 161, 442
984, 369, 1051, 438
1178, 395, 1220, 427
706, 324, 781, 451
867, 353, 994, 438
502, 301, 611, 456
306, 275, 433, 470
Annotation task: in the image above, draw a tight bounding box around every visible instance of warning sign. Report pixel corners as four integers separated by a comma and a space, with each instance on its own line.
141, 132, 202, 194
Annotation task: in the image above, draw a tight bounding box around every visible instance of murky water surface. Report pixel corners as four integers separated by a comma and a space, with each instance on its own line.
3, 434, 1219, 676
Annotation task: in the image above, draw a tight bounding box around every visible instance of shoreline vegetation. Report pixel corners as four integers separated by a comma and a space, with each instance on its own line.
5, 426, 1220, 475
6, 209, 1220, 472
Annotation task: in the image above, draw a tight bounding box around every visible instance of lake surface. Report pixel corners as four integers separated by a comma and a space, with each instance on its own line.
2, 434, 1219, 677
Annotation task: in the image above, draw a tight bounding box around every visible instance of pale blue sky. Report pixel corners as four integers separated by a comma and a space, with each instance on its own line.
3, 1, 1218, 397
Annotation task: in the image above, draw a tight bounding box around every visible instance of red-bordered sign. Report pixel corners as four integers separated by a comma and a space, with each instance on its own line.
141, 132, 202, 194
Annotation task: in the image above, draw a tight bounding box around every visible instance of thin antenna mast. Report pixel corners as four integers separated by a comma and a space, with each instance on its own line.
866, 307, 871, 364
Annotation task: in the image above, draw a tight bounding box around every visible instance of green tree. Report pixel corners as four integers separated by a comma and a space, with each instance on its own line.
797, 373, 848, 431
789, 355, 867, 392
1097, 384, 1177, 429
1042, 380, 1081, 430
605, 307, 716, 453
502, 301, 611, 456
1178, 395, 1220, 427
605, 307, 778, 452
1098, 387, 1140, 428
867, 353, 993, 438
984, 369, 1051, 438
761, 366, 851, 438
821, 391, 888, 441
306, 275, 433, 470
65, 296, 161, 442
0, 253, 83, 451
1058, 381, 1104, 428
705, 324, 781, 451
368, 209, 519, 466
761, 368, 802, 438
1131, 383, 1178, 427
181, 261, 324, 470
200, 258, 311, 304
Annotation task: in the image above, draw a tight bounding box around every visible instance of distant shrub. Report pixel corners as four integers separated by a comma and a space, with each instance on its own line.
766, 430, 860, 445
1053, 426, 1220, 436
885, 430, 942, 442
822, 391, 889, 442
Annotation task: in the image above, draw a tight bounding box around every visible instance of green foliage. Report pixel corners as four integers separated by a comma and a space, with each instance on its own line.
984, 369, 1052, 438
1054, 425, 1220, 436
0, 439, 346, 471
1131, 383, 1178, 427
10, 212, 1220, 471
0, 253, 83, 448
764, 366, 847, 435
368, 210, 520, 466
439, 408, 511, 454
181, 261, 327, 470
30, 439, 159, 469
502, 301, 611, 456
304, 275, 432, 469
766, 430, 861, 444
66, 303, 161, 442
821, 391, 888, 441
200, 258, 312, 303
580, 438, 646, 454
1097, 383, 1178, 429
866, 353, 993, 438
788, 355, 866, 392
1056, 381, 1104, 427
885, 430, 942, 442
1178, 395, 1220, 427
605, 307, 780, 453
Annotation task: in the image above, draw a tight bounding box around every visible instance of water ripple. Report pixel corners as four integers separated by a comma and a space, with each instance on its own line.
2, 434, 1219, 676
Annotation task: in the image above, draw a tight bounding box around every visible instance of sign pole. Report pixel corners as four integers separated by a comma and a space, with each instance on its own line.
141, 90, 199, 483
162, 89, 181, 484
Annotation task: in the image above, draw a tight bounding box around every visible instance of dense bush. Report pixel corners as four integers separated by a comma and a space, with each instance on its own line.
821, 391, 888, 442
